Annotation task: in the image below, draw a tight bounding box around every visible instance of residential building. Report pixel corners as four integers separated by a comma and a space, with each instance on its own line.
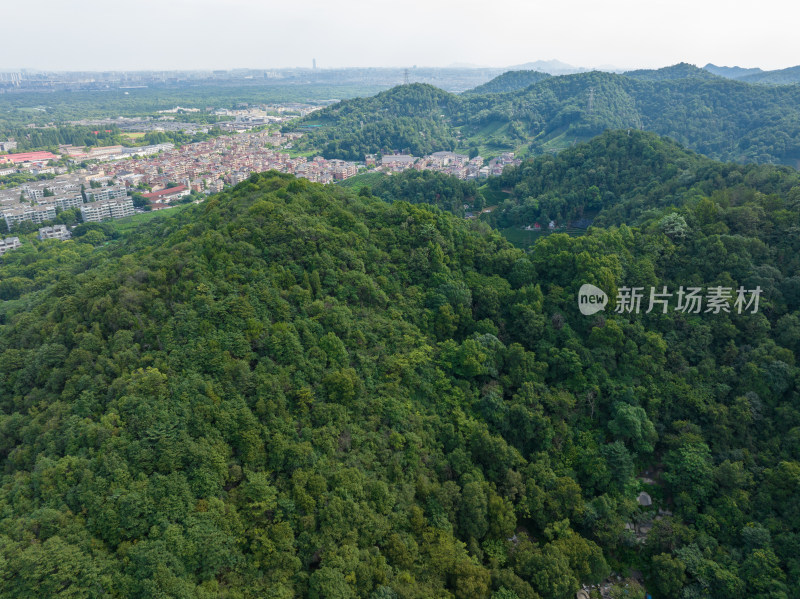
142, 184, 190, 203
381, 154, 417, 167
0, 236, 21, 256
40, 193, 84, 212
38, 225, 72, 241
84, 184, 129, 202
2, 204, 57, 229
80, 196, 135, 222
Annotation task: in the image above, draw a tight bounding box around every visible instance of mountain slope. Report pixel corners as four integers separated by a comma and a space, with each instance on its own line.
293, 83, 460, 159
738, 64, 800, 84
703, 63, 764, 79
290, 66, 800, 165
1, 162, 799, 597
484, 129, 800, 227
466, 70, 552, 95
623, 63, 718, 81
704, 63, 800, 84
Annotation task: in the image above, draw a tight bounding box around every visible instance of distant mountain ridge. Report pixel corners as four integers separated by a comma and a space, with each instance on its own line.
623, 62, 718, 81
703, 63, 764, 78
703, 62, 800, 84
506, 59, 588, 74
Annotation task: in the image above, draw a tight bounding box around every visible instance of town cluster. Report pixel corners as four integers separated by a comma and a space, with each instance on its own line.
0, 129, 364, 231
370, 151, 521, 179
1, 115, 527, 259
0, 176, 136, 230
84, 129, 360, 189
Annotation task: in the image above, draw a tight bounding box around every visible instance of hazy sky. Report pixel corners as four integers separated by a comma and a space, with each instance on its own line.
3, 0, 799, 71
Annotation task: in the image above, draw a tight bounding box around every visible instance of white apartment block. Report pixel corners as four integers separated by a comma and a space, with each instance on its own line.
80, 197, 135, 223
21, 180, 82, 200
0, 236, 22, 256
83, 185, 129, 203
40, 193, 84, 212
38, 225, 72, 241
2, 204, 57, 229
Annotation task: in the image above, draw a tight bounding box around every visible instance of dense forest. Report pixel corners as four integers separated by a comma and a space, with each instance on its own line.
290, 66, 800, 164
368, 170, 487, 216
291, 85, 460, 160
465, 71, 552, 96
622, 63, 719, 82
1, 130, 799, 597
484, 130, 800, 229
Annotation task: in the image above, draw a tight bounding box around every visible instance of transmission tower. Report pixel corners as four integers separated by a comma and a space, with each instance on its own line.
588, 87, 595, 114
403, 69, 410, 85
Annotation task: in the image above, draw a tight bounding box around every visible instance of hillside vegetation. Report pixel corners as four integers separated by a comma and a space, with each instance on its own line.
289, 66, 800, 165
1, 139, 799, 597
485, 130, 800, 229
465, 71, 552, 95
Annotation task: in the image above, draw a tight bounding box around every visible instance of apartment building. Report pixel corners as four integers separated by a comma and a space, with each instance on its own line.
2, 204, 57, 229
80, 196, 135, 223
0, 236, 22, 256
41, 193, 84, 212
83, 184, 129, 203
38, 225, 72, 241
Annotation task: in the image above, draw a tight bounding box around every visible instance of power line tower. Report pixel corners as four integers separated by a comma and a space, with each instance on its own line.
403, 69, 410, 85
588, 87, 595, 114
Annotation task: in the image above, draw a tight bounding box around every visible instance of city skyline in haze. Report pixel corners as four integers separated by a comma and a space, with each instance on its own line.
3, 0, 799, 72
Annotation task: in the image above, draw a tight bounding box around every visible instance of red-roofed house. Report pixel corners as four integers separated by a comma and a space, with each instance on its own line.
142, 185, 190, 203
0, 151, 59, 165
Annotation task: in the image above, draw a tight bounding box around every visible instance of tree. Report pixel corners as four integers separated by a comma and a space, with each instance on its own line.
609, 402, 657, 454
308, 567, 355, 599
663, 443, 714, 508
458, 481, 488, 541
647, 553, 686, 598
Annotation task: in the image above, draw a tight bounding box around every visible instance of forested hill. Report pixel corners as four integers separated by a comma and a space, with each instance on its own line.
737, 65, 800, 85
1, 166, 800, 597
704, 63, 800, 85
289, 66, 800, 165
293, 83, 460, 159
485, 129, 800, 228
465, 70, 552, 95
622, 63, 718, 81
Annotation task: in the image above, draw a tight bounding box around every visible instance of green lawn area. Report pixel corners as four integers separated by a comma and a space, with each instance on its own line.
336, 171, 387, 189
535, 128, 593, 154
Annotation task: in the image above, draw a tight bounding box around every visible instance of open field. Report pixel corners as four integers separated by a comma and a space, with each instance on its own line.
335, 171, 387, 189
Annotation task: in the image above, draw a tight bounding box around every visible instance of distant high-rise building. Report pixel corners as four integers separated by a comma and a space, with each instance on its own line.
313, 58, 317, 70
